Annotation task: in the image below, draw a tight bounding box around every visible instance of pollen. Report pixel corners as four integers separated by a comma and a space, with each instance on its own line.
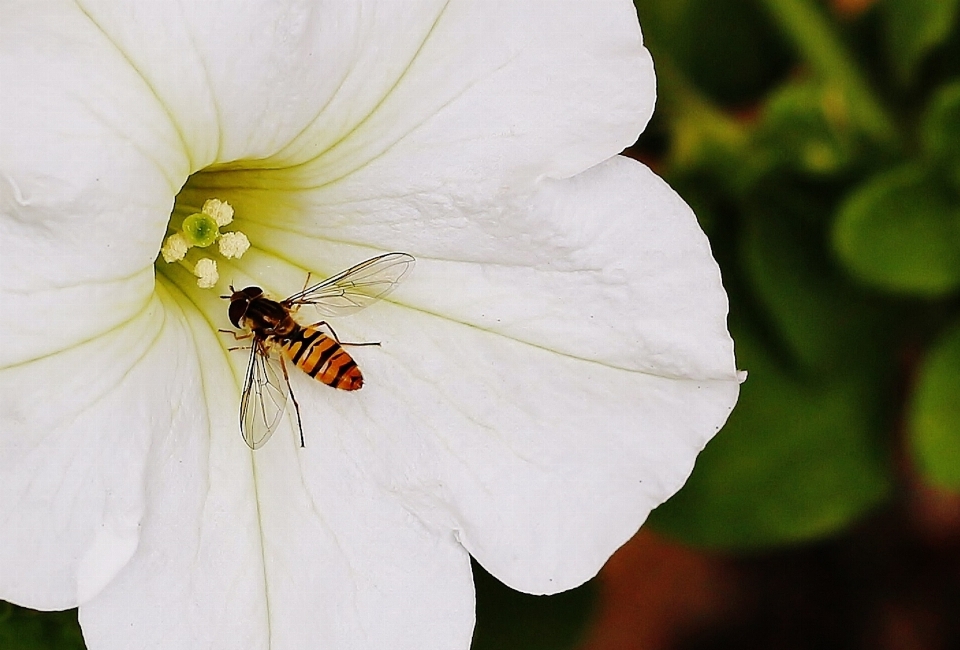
202, 198, 234, 227
160, 232, 189, 263
194, 257, 219, 288
218, 231, 250, 259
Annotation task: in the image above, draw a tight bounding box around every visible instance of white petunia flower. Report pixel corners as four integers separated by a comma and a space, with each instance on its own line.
0, 1, 741, 649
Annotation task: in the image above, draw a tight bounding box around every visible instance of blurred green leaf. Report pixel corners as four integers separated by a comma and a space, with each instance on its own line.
667, 95, 756, 185
756, 78, 864, 175
635, 0, 792, 105
882, 0, 960, 81
0, 602, 84, 650
909, 321, 960, 490
833, 164, 960, 296
471, 561, 596, 650
921, 79, 960, 187
742, 193, 893, 373
757, 0, 898, 145
647, 327, 892, 550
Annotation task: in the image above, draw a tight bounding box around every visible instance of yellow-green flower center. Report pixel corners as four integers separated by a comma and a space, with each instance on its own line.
157, 194, 249, 289
182, 212, 220, 247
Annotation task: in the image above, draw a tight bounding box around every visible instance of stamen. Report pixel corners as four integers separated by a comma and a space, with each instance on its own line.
218, 231, 250, 259
202, 198, 234, 227
193, 258, 219, 289
160, 232, 189, 263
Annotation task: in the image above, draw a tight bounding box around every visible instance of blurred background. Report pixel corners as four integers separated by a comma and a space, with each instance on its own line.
2, 0, 958, 648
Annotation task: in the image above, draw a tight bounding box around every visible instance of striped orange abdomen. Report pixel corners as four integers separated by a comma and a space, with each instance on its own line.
278, 326, 363, 391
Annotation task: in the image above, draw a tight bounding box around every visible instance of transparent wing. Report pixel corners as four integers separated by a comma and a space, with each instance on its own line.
284, 252, 415, 317
239, 337, 289, 450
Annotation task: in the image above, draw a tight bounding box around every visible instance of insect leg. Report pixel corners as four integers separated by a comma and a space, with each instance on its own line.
219, 329, 254, 341
278, 355, 305, 448
285, 273, 314, 312
307, 320, 381, 347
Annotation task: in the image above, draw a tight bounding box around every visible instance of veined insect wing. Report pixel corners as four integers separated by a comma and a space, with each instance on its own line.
239, 337, 289, 449
284, 252, 415, 317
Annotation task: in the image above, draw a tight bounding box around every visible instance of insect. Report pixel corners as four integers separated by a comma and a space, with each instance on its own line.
223, 252, 415, 450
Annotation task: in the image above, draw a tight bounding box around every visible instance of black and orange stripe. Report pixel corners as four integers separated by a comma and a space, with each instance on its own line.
278, 326, 363, 391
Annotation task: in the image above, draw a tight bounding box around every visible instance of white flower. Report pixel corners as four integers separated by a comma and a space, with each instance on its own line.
0, 1, 741, 649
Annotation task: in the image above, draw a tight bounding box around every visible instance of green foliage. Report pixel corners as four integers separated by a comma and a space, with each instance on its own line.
755, 0, 898, 144
909, 323, 960, 489
634, 0, 792, 105
0, 602, 84, 650
636, 0, 960, 550
756, 79, 863, 175
882, 0, 960, 80
742, 192, 894, 374
921, 80, 960, 187
833, 164, 960, 296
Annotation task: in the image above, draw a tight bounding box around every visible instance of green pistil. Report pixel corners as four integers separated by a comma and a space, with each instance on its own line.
181, 212, 220, 247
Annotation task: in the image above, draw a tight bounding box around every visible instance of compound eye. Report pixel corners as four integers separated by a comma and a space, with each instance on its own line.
228, 298, 247, 328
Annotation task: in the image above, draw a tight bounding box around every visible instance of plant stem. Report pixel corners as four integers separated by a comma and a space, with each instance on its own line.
757, 0, 898, 145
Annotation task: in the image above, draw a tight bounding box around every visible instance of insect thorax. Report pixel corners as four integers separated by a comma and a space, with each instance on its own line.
245, 297, 297, 337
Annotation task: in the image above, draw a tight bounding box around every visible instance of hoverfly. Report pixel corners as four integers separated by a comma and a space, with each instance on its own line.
223, 252, 415, 449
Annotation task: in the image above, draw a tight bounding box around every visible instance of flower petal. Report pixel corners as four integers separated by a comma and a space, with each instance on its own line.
168, 0, 654, 247
239, 156, 736, 380
240, 157, 740, 593
72, 0, 650, 178
260, 0, 653, 180
1, 1, 188, 365
79, 376, 475, 650
0, 294, 183, 608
